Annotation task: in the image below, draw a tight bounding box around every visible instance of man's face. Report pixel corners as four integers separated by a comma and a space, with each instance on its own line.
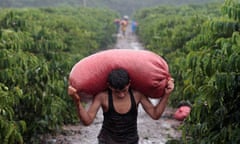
109, 84, 130, 99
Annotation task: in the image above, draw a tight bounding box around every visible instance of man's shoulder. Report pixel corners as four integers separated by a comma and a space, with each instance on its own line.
95, 91, 108, 100
131, 89, 142, 94
94, 91, 108, 107
131, 89, 143, 99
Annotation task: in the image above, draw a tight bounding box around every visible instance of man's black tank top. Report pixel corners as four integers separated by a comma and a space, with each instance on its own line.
97, 88, 139, 144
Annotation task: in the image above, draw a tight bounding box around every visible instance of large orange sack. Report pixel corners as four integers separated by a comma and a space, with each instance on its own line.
69, 49, 171, 98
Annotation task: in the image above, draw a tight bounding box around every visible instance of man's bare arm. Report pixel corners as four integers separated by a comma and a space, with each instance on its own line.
68, 86, 102, 126
140, 79, 174, 120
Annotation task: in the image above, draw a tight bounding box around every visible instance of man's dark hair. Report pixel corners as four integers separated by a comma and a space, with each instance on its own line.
107, 68, 130, 90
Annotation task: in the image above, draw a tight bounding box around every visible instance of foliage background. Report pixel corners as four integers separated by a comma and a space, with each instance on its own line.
134, 0, 240, 143
0, 0, 223, 15
0, 7, 117, 143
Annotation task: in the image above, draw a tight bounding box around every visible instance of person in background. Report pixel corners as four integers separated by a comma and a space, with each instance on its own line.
114, 18, 121, 34
120, 15, 129, 37
131, 20, 138, 35
68, 68, 174, 144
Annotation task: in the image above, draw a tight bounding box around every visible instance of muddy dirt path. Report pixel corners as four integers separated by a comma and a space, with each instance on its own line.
45, 24, 182, 144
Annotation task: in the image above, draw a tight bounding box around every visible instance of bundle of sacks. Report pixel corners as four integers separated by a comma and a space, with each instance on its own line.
69, 49, 172, 99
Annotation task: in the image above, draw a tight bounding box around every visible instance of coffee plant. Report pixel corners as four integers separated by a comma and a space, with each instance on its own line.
0, 7, 117, 143
134, 0, 240, 143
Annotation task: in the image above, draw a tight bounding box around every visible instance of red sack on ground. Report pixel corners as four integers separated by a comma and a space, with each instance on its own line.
69, 49, 171, 98
173, 106, 191, 121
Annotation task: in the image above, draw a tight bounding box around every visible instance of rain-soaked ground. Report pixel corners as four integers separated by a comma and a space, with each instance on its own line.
44, 24, 182, 144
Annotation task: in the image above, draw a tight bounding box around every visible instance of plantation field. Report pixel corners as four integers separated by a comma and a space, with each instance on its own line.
0, 0, 239, 143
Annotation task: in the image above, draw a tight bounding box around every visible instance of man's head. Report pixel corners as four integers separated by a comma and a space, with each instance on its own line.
107, 68, 130, 90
